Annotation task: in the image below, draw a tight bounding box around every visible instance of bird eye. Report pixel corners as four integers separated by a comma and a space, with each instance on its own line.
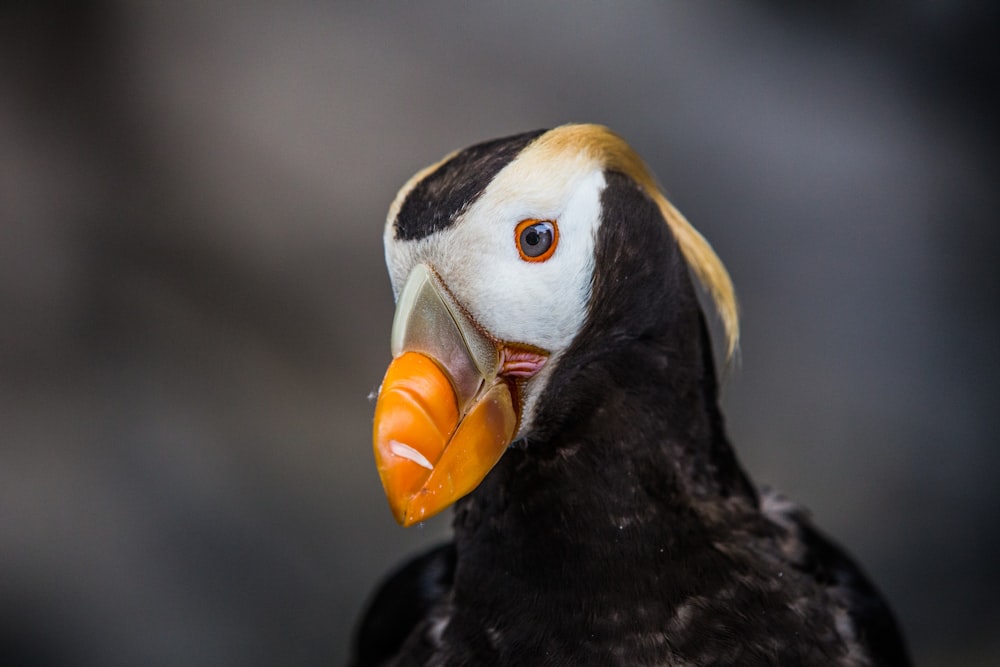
515, 219, 558, 262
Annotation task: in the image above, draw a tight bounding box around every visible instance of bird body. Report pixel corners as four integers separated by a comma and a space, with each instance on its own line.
352, 125, 910, 666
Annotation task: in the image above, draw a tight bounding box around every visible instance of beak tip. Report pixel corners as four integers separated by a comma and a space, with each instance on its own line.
386, 498, 405, 525
386, 494, 429, 527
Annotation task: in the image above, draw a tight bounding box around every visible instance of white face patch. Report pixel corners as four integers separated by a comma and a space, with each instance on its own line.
384, 146, 607, 438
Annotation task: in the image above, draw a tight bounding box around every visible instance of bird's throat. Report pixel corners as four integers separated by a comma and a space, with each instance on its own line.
450, 327, 756, 606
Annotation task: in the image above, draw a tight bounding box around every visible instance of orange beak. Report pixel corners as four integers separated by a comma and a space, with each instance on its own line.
373, 352, 517, 525
371, 264, 546, 526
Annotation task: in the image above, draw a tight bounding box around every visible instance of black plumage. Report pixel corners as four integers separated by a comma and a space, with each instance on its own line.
353, 544, 456, 667
352, 129, 910, 666
394, 129, 546, 242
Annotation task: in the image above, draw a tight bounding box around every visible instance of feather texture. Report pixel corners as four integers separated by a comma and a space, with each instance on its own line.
354, 128, 909, 666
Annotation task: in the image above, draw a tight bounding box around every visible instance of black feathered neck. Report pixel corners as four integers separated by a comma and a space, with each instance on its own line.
452, 169, 755, 526
442, 172, 759, 655
518, 170, 754, 502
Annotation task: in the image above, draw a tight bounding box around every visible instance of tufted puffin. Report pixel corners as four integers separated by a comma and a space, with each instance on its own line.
350, 125, 911, 666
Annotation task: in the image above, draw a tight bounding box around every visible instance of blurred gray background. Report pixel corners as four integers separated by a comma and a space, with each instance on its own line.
2, 2, 997, 665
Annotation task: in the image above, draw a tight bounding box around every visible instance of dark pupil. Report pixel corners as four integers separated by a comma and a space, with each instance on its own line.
521, 223, 551, 257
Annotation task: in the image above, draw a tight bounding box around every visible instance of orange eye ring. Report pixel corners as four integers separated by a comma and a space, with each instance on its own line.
514, 219, 559, 262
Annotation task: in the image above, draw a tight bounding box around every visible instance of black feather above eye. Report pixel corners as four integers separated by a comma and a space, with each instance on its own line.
515, 219, 558, 261
393, 130, 547, 241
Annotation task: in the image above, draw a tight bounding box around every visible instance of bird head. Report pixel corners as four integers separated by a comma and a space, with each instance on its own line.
372, 124, 738, 526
